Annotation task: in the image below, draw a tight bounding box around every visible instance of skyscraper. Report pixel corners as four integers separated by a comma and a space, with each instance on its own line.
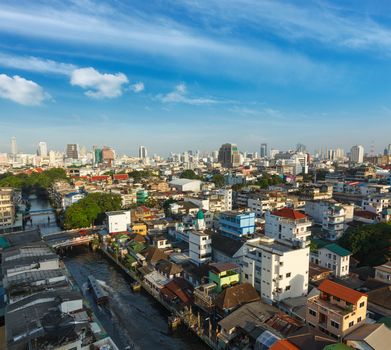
37, 142, 48, 157
66, 144, 79, 159
260, 143, 268, 158
11, 136, 17, 156
350, 145, 364, 164
218, 143, 240, 168
139, 146, 147, 159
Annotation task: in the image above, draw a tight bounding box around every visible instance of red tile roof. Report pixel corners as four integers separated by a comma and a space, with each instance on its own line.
270, 340, 299, 350
271, 207, 307, 220
354, 210, 377, 220
90, 175, 109, 182
113, 174, 128, 180
318, 280, 367, 304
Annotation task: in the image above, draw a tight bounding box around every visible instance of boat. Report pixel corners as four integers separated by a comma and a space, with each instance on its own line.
88, 275, 109, 304
131, 281, 141, 292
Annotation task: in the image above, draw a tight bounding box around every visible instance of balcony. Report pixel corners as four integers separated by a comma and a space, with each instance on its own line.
308, 297, 353, 318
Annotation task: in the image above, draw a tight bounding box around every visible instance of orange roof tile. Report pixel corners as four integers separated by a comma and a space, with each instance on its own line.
318, 280, 367, 304
270, 340, 299, 350
271, 207, 307, 220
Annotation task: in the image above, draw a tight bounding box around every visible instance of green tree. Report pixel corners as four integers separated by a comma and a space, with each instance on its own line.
180, 169, 200, 179
339, 223, 391, 266
211, 174, 225, 188
63, 192, 122, 229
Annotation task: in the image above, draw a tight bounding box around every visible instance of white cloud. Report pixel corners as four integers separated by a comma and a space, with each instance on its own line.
70, 67, 128, 98
158, 83, 219, 105
131, 82, 144, 93
0, 74, 47, 105
0, 53, 76, 75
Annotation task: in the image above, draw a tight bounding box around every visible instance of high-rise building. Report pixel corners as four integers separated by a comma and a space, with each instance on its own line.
350, 145, 364, 164
139, 146, 147, 159
66, 144, 79, 159
11, 136, 17, 156
218, 143, 240, 168
93, 147, 103, 165
102, 146, 115, 166
37, 142, 48, 157
260, 143, 268, 158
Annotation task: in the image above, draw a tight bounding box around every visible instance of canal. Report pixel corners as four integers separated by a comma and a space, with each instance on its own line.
29, 195, 209, 350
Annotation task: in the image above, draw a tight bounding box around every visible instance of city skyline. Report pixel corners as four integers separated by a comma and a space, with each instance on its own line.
1, 1, 391, 152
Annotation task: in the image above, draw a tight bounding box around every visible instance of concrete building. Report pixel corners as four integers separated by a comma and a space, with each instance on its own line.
11, 136, 17, 156
322, 205, 348, 241
0, 188, 15, 229
265, 208, 312, 244
218, 143, 241, 168
306, 279, 367, 338
139, 145, 148, 159
310, 243, 351, 277
219, 211, 256, 239
260, 143, 268, 158
37, 141, 48, 157
66, 143, 78, 159
169, 178, 202, 192
374, 261, 391, 284
62, 191, 86, 209
247, 191, 286, 218
350, 145, 364, 164
305, 200, 354, 225
241, 236, 309, 303
106, 210, 131, 234
189, 230, 212, 266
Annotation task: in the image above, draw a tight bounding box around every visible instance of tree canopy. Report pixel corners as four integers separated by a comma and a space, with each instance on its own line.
339, 223, 391, 266
180, 169, 201, 180
128, 170, 153, 182
63, 192, 122, 229
0, 168, 68, 196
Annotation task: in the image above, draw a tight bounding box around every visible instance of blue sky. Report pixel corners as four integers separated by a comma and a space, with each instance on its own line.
0, 0, 391, 155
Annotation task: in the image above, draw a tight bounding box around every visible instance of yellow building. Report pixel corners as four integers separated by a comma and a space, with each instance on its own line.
131, 222, 147, 236
306, 279, 367, 338
0, 188, 15, 228
208, 262, 240, 293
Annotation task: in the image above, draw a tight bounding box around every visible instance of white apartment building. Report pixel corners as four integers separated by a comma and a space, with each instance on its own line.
374, 262, 391, 284
362, 195, 391, 214
106, 210, 131, 234
322, 205, 347, 241
305, 200, 354, 224
0, 188, 15, 228
310, 243, 351, 277
189, 230, 212, 266
350, 145, 364, 163
265, 207, 312, 244
248, 192, 286, 218
241, 236, 309, 303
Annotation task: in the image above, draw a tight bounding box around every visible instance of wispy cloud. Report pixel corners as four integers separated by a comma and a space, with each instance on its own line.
157, 83, 220, 105
0, 53, 76, 75
0, 1, 338, 85
0, 73, 48, 105
177, 0, 391, 55
70, 67, 128, 98
131, 82, 144, 93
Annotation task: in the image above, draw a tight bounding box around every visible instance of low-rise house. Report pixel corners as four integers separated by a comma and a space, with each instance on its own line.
310, 243, 351, 278
211, 234, 246, 265
208, 262, 240, 293
215, 283, 260, 316
374, 261, 391, 284
306, 280, 367, 338
160, 277, 193, 307
155, 259, 183, 279
345, 323, 391, 350
219, 211, 256, 239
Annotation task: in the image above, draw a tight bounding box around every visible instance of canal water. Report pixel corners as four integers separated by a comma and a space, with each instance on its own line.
29, 195, 209, 350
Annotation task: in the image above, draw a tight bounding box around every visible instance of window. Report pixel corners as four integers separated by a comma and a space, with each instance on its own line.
309, 309, 317, 317
357, 317, 362, 323
285, 286, 291, 291
331, 321, 339, 329
286, 272, 291, 278
334, 296, 340, 302
359, 301, 365, 308
349, 321, 354, 327
244, 274, 249, 279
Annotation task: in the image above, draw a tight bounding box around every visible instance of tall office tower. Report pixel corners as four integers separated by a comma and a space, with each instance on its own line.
387, 144, 391, 156
335, 148, 345, 161
11, 136, 17, 156
218, 143, 240, 168
260, 143, 268, 158
37, 142, 48, 157
102, 146, 115, 166
350, 145, 364, 164
79, 145, 87, 157
139, 146, 147, 159
66, 144, 79, 159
